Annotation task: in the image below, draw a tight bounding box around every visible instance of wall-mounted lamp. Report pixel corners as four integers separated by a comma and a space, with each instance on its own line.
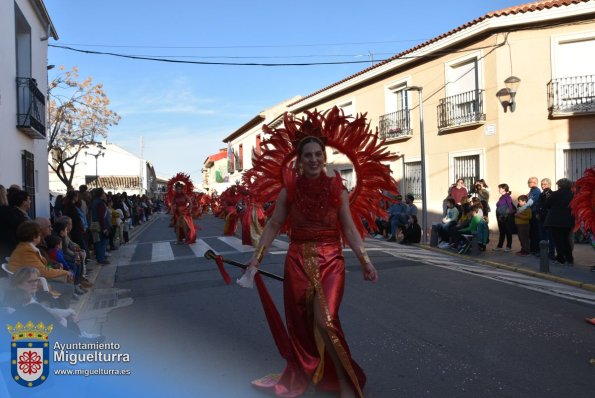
496, 76, 521, 112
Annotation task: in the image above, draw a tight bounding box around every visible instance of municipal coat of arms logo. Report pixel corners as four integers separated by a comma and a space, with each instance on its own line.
7, 321, 53, 387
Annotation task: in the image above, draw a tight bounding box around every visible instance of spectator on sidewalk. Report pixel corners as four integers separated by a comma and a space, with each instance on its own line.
0, 184, 12, 260
404, 194, 418, 218
450, 205, 483, 250
90, 188, 110, 265
400, 215, 421, 244
515, 195, 532, 256
525, 177, 542, 255
494, 183, 516, 252
545, 178, 575, 265
387, 195, 407, 242
534, 178, 556, 259
436, 198, 459, 247
3, 267, 104, 342
450, 179, 469, 205
472, 179, 490, 220
0, 190, 32, 255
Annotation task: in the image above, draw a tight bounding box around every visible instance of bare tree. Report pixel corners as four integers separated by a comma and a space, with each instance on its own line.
47, 66, 121, 190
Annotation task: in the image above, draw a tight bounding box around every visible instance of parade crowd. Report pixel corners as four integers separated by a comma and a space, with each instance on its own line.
374, 176, 582, 265
0, 183, 156, 342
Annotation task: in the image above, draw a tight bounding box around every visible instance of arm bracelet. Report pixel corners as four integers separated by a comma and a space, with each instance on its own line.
255, 245, 267, 263
358, 247, 371, 265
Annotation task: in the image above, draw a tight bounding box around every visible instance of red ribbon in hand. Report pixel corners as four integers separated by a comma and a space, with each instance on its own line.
215, 255, 231, 285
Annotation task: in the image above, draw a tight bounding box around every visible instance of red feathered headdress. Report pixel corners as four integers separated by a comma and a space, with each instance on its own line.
246, 106, 399, 238
165, 172, 194, 206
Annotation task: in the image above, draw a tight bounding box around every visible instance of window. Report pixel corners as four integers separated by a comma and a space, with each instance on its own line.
453, 155, 480, 190
563, 147, 595, 181
238, 144, 243, 171
404, 162, 421, 199
439, 54, 485, 129
386, 83, 409, 113
553, 34, 595, 79
555, 142, 595, 181
549, 33, 595, 115
15, 4, 31, 78
380, 82, 412, 139
22, 150, 36, 218
338, 100, 354, 118
255, 134, 261, 155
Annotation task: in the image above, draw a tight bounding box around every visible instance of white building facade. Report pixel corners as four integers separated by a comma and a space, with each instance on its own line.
49, 141, 157, 197
0, 0, 57, 217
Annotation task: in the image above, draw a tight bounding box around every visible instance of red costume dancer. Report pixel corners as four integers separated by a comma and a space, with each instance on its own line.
220, 184, 241, 236
238, 175, 266, 246
238, 107, 397, 398
210, 192, 223, 217
569, 167, 595, 325
166, 173, 197, 244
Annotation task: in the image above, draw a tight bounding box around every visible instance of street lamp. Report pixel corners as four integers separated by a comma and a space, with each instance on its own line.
85, 144, 105, 188
404, 86, 428, 243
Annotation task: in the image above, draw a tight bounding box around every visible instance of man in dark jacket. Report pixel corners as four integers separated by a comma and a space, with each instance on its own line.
544, 178, 575, 264
534, 178, 555, 259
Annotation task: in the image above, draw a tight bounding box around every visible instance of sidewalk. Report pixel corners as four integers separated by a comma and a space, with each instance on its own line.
423, 230, 595, 292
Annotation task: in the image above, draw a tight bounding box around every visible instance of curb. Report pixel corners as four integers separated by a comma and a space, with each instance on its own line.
419, 244, 595, 293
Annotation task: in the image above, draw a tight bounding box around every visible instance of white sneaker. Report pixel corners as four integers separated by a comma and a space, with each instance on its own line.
504, 247, 512, 252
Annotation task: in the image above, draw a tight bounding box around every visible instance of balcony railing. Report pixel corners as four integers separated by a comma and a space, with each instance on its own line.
378, 109, 412, 141
17, 77, 46, 139
547, 75, 595, 116
437, 89, 485, 130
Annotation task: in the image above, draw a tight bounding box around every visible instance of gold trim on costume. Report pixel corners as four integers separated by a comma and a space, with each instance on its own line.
302, 242, 364, 398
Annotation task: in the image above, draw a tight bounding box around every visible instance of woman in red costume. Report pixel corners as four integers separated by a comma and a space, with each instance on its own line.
166, 173, 197, 245
240, 108, 397, 398
238, 179, 266, 246
221, 184, 241, 236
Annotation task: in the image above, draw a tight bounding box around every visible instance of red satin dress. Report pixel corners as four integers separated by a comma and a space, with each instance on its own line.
173, 193, 196, 244
274, 173, 366, 398
241, 198, 266, 246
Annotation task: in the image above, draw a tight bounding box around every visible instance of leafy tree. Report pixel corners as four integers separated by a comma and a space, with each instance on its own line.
47, 66, 121, 190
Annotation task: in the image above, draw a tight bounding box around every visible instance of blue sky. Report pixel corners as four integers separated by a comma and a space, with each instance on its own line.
45, 0, 525, 181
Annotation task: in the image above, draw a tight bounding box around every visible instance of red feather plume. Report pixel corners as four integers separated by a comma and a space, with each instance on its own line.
165, 172, 194, 207
569, 167, 595, 233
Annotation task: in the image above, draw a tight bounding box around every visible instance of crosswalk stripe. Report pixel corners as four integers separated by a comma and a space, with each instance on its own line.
151, 242, 174, 262
217, 236, 254, 252
272, 239, 290, 250
188, 239, 216, 258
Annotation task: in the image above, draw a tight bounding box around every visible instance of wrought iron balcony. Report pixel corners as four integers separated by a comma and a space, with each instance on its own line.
17, 77, 46, 139
547, 75, 595, 116
437, 89, 485, 130
378, 109, 412, 141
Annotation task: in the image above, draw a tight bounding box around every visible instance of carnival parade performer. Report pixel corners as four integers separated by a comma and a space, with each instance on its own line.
166, 173, 197, 244
220, 183, 241, 236
238, 107, 397, 398
238, 175, 266, 246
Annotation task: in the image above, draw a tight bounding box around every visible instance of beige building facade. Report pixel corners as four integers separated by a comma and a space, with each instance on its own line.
286, 0, 595, 228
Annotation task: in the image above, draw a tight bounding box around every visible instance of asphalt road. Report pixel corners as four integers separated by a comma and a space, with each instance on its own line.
100, 214, 595, 398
